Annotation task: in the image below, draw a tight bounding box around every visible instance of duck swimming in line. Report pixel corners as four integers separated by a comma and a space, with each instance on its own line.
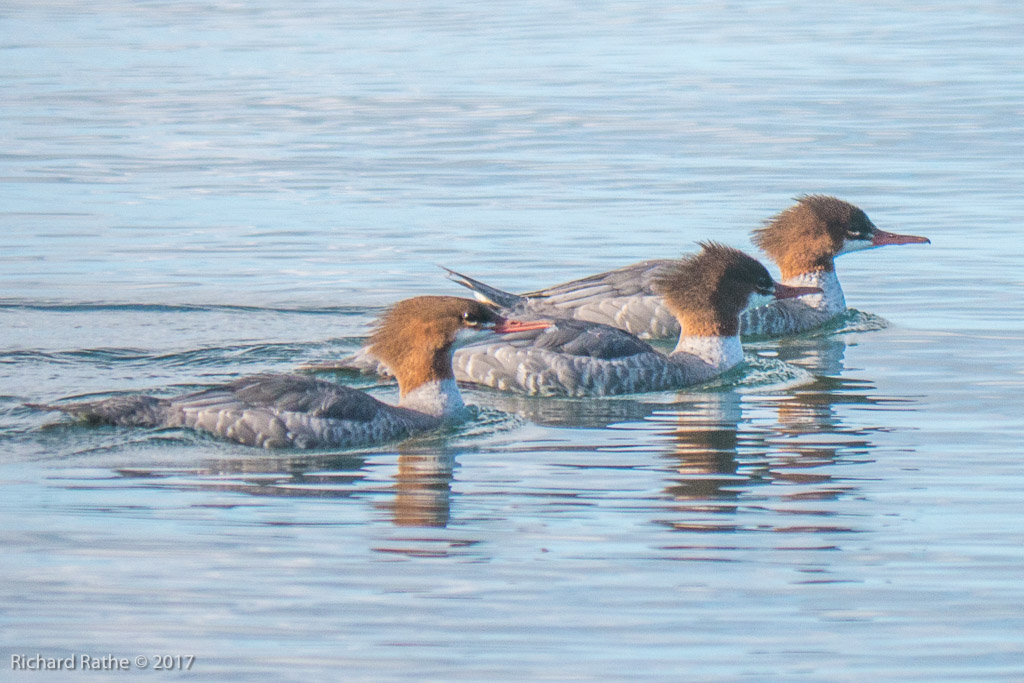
447, 195, 929, 339
450, 243, 820, 396
330, 244, 821, 396
31, 296, 549, 449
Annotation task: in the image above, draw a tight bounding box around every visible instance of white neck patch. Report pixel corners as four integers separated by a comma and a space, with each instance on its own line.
782, 270, 845, 313
673, 335, 744, 372
400, 379, 466, 419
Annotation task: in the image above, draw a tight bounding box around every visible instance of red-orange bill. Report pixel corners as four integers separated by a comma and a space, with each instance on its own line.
871, 229, 931, 246
494, 318, 552, 334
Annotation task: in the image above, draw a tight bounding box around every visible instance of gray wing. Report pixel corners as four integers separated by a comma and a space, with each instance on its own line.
36, 374, 418, 449
168, 374, 421, 449
172, 374, 385, 422
453, 317, 659, 394
464, 318, 654, 359
453, 319, 696, 396
523, 259, 673, 303
309, 322, 654, 379
521, 260, 680, 339
445, 260, 680, 339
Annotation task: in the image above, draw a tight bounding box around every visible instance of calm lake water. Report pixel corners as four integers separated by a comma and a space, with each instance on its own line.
2, 1, 1023, 680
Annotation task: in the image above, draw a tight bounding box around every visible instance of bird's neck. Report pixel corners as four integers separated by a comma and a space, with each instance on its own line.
780, 269, 845, 313
671, 335, 744, 373
398, 378, 465, 419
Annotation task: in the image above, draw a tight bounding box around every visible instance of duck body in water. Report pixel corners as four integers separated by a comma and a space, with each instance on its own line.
447, 196, 929, 339
332, 244, 820, 397
31, 296, 548, 449
451, 243, 819, 396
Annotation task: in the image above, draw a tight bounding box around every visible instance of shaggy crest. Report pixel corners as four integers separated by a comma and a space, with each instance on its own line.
751, 195, 876, 276
654, 242, 774, 336
368, 296, 500, 396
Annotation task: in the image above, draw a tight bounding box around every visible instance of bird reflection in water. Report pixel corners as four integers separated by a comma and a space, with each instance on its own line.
655, 335, 912, 534
380, 446, 455, 528
658, 393, 745, 510
115, 441, 459, 530
106, 335, 913, 543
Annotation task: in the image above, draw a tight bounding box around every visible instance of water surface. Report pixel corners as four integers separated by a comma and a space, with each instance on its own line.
2, 1, 1023, 680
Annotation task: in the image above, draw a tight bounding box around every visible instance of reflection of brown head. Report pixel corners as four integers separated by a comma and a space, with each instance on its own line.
390, 453, 454, 528
657, 397, 744, 515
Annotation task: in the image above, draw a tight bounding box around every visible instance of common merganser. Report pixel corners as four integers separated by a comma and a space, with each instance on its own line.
447, 195, 929, 339
425, 244, 817, 396
31, 296, 548, 449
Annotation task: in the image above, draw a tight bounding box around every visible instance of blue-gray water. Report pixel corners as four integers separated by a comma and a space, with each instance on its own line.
2, 2, 1023, 680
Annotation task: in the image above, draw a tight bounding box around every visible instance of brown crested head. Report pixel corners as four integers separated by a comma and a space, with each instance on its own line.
654, 242, 775, 337
368, 295, 502, 396
751, 195, 876, 277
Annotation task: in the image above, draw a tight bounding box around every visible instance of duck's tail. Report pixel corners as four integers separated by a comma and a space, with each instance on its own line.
441, 266, 526, 309
28, 395, 168, 427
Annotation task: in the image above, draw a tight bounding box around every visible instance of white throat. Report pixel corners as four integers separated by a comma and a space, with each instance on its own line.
399, 378, 466, 419
836, 237, 875, 256
672, 335, 744, 372
783, 270, 845, 314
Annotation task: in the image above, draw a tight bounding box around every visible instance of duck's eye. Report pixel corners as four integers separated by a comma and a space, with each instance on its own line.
846, 230, 869, 240
462, 311, 481, 326
756, 277, 774, 294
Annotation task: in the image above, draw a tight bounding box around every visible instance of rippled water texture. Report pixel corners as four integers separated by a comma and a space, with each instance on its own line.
2, 2, 1023, 680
